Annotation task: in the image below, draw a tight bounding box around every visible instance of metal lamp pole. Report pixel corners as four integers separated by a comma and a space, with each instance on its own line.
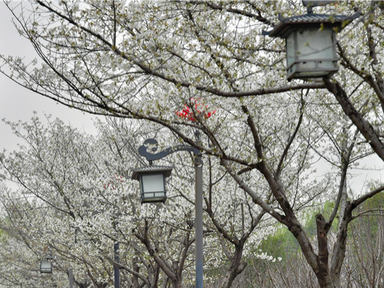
68, 268, 74, 288
137, 134, 204, 287
194, 151, 203, 288
114, 242, 120, 288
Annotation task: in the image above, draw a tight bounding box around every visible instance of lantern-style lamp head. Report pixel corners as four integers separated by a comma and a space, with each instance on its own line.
132, 166, 173, 203
40, 257, 53, 273
267, 11, 359, 80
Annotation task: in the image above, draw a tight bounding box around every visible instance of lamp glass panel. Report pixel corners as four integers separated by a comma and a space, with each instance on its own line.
286, 32, 295, 68
141, 174, 165, 193
40, 260, 52, 273
286, 27, 338, 79
296, 28, 334, 65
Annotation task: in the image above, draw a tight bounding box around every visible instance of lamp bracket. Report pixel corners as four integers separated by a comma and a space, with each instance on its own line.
139, 138, 201, 162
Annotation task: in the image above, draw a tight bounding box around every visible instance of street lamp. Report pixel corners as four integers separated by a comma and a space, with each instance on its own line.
132, 135, 204, 288
132, 165, 173, 203
264, 1, 359, 80
40, 255, 54, 274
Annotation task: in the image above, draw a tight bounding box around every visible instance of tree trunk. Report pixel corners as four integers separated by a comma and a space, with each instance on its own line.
220, 244, 247, 288
331, 209, 354, 288
323, 78, 384, 162
131, 256, 140, 287
314, 214, 334, 288
171, 277, 183, 288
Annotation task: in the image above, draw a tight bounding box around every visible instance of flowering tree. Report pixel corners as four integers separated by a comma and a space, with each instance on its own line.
0, 116, 275, 287
2, 1, 384, 287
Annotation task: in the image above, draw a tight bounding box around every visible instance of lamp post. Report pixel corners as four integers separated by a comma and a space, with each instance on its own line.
114, 242, 120, 288
264, 0, 359, 81
68, 268, 74, 288
132, 133, 204, 288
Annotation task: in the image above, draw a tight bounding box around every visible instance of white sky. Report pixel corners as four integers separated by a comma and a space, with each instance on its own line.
0, 2, 98, 152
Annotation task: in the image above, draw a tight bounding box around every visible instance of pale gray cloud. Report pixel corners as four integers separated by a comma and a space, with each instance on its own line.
0, 2, 97, 152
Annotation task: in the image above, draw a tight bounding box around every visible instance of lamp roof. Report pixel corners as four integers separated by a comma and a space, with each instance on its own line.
267, 12, 359, 38
131, 165, 173, 180
302, 0, 337, 7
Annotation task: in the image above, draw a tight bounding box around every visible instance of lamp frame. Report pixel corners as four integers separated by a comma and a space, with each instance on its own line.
265, 10, 360, 80
132, 165, 173, 203
40, 257, 53, 274
285, 26, 338, 80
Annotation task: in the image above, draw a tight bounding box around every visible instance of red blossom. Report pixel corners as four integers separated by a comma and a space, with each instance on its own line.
175, 98, 216, 121
103, 175, 125, 190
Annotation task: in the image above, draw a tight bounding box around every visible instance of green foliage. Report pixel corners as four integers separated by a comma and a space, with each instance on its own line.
360, 191, 384, 210
350, 192, 384, 245
258, 225, 300, 262
304, 201, 338, 236
0, 228, 4, 242
259, 201, 339, 263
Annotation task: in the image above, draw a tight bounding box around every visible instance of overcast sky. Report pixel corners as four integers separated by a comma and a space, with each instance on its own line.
0, 2, 98, 152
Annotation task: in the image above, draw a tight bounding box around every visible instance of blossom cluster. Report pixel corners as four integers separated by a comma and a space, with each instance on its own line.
175, 97, 216, 121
